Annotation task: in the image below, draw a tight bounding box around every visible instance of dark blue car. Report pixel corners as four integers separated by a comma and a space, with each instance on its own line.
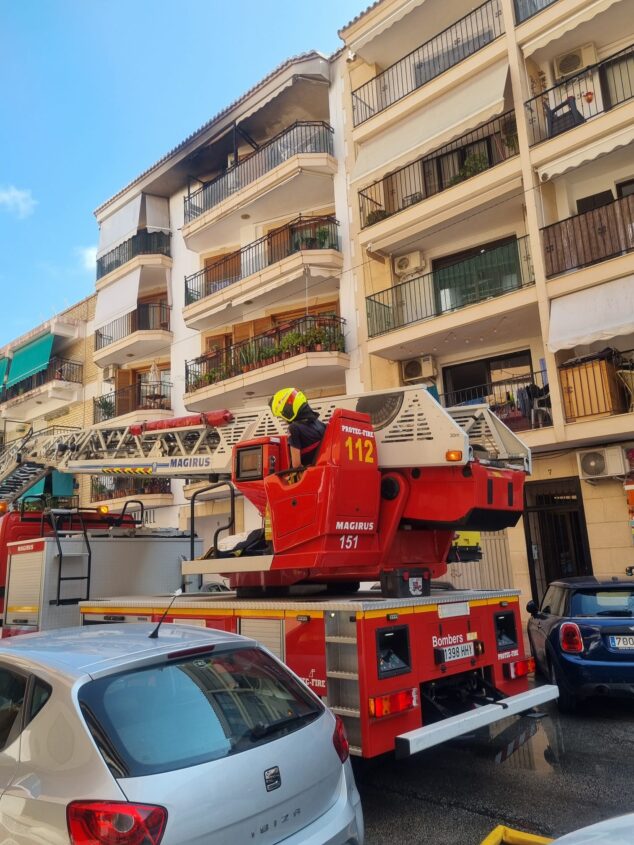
527, 576, 634, 712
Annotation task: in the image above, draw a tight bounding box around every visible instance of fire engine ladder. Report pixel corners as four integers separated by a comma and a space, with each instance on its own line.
0, 426, 80, 503
44, 509, 93, 606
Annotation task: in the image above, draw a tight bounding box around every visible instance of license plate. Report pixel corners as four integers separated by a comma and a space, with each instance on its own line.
435, 642, 475, 663
609, 635, 634, 649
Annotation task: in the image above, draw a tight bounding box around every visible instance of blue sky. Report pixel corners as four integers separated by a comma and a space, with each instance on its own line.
0, 0, 362, 346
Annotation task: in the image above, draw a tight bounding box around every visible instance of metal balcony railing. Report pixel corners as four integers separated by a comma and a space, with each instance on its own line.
513, 0, 559, 24
96, 229, 171, 280
95, 303, 171, 350
90, 476, 172, 502
185, 315, 346, 392
524, 43, 634, 146
3, 357, 83, 402
185, 216, 340, 305
351, 0, 504, 126
559, 349, 634, 422
184, 122, 334, 224
358, 111, 518, 228
366, 237, 533, 338
439, 369, 552, 430
93, 381, 173, 423
542, 193, 634, 277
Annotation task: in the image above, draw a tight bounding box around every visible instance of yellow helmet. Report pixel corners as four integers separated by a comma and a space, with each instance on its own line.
269, 387, 307, 422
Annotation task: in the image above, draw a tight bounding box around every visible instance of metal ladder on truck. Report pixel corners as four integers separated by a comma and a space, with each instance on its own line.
42, 509, 93, 606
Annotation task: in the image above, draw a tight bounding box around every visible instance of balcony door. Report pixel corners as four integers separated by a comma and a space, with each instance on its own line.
523, 478, 593, 603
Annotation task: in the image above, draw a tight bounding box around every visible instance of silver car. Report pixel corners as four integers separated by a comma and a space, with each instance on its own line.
0, 624, 364, 845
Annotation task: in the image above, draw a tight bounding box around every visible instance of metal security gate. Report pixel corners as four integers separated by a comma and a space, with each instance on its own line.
523, 477, 592, 603
447, 531, 514, 591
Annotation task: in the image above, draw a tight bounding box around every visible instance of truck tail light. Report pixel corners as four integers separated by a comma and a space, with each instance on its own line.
503, 657, 535, 679
560, 622, 584, 653
67, 801, 167, 845
369, 687, 418, 718
332, 715, 349, 763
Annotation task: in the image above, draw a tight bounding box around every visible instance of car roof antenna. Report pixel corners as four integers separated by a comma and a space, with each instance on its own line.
148, 588, 183, 639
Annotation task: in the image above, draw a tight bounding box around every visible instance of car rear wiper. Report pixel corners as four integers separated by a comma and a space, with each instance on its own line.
595, 610, 633, 616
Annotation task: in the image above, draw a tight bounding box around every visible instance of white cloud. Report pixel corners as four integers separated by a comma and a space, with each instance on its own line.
0, 186, 37, 219
76, 245, 97, 272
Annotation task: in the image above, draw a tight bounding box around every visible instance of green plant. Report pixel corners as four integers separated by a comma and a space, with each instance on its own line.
240, 342, 257, 369
280, 331, 302, 354
366, 208, 389, 226
95, 395, 115, 419
316, 226, 332, 248
304, 326, 326, 349
448, 153, 490, 186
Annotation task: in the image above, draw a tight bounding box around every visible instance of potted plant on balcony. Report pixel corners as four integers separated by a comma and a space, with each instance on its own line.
240, 343, 257, 372
304, 326, 326, 351
316, 226, 333, 249
94, 394, 115, 420
366, 208, 389, 226
280, 331, 302, 358
448, 152, 490, 186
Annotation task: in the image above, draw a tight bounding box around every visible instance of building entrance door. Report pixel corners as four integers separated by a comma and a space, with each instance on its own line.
523, 477, 593, 603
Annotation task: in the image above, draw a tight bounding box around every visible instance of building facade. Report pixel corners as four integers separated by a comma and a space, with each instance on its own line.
336, 0, 634, 604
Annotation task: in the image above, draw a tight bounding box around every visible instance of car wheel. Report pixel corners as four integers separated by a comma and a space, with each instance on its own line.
550, 660, 577, 714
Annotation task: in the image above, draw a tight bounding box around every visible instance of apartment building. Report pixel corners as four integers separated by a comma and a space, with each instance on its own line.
92, 52, 356, 546
336, 0, 634, 604
0, 295, 97, 508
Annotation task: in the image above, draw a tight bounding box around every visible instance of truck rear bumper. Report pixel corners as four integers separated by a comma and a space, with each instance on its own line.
395, 684, 559, 758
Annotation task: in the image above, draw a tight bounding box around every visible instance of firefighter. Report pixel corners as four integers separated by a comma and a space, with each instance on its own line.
269, 387, 326, 468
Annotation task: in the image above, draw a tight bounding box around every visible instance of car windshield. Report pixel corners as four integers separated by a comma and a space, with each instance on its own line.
569, 589, 634, 617
78, 646, 323, 778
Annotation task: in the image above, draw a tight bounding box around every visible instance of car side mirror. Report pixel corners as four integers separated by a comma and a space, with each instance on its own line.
526, 600, 539, 616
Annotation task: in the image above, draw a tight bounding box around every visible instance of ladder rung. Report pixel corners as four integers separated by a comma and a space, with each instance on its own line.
59, 576, 89, 582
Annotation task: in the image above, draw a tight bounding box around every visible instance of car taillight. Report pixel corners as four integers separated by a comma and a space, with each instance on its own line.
67, 801, 167, 845
560, 622, 584, 653
332, 715, 349, 763
503, 657, 535, 679
1, 626, 34, 638
368, 687, 418, 718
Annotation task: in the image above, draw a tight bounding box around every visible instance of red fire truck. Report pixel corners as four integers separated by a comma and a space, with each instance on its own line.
0, 387, 557, 756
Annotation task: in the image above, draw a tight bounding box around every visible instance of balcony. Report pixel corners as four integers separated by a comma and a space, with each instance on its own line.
513, 0, 559, 24
184, 315, 348, 409
183, 216, 341, 331
559, 350, 633, 423
96, 229, 171, 281
525, 43, 634, 146
94, 303, 172, 368
0, 357, 83, 420
366, 237, 534, 338
542, 193, 634, 278
182, 122, 335, 250
94, 381, 173, 425
439, 369, 552, 432
90, 476, 172, 509
351, 0, 504, 127
358, 111, 518, 229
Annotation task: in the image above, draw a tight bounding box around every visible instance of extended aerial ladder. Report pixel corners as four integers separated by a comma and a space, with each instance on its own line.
0, 388, 530, 497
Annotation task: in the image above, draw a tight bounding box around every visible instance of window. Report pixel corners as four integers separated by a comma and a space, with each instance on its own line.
442, 350, 532, 406
540, 587, 565, 616
570, 589, 634, 617
576, 190, 614, 214
78, 646, 323, 777
0, 667, 27, 749
28, 678, 52, 724
617, 179, 634, 199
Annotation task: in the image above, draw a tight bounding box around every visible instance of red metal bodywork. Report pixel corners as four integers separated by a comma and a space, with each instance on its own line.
228, 408, 526, 589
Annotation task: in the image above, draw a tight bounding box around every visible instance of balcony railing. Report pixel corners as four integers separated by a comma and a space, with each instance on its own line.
351, 0, 504, 126
93, 381, 173, 423
366, 237, 533, 338
90, 476, 172, 503
439, 369, 551, 431
559, 350, 633, 422
513, 0, 559, 24
525, 43, 634, 146
96, 229, 171, 280
542, 193, 634, 277
185, 315, 346, 392
359, 111, 518, 228
3, 357, 83, 402
184, 122, 334, 224
185, 216, 340, 306
95, 303, 171, 350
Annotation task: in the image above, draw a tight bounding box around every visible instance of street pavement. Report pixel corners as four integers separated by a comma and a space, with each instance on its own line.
355, 695, 634, 844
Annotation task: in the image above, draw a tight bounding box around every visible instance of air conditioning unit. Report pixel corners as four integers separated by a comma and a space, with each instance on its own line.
401, 355, 437, 384
393, 251, 425, 277
577, 447, 627, 481
554, 43, 597, 80
103, 364, 118, 382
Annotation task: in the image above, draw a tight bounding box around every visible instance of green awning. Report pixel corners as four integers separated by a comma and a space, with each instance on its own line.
0, 358, 8, 385
6, 333, 54, 388
52, 470, 74, 496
